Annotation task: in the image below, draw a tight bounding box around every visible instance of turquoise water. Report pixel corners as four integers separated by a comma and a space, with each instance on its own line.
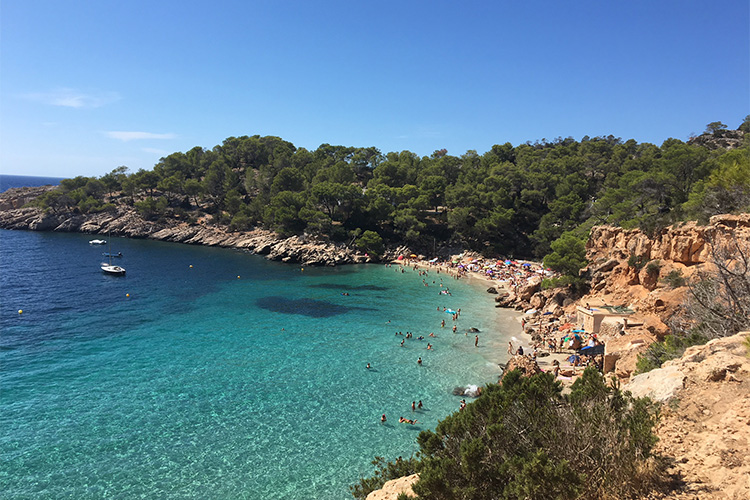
0, 229, 518, 499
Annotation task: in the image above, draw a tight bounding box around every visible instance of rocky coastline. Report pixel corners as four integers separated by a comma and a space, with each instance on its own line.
0, 186, 412, 266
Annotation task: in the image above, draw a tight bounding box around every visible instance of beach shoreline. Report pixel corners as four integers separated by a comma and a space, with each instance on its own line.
391, 258, 533, 375
391, 257, 584, 386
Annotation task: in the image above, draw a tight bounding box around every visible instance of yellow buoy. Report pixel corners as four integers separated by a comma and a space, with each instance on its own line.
18, 309, 23, 314
189, 265, 193, 268
126, 293, 130, 298
301, 268, 304, 271
237, 275, 241, 279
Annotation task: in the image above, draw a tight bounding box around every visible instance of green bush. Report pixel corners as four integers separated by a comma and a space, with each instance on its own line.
635, 332, 706, 374
355, 368, 663, 500
645, 260, 661, 276
356, 230, 385, 258
627, 254, 648, 270
661, 269, 686, 288
541, 275, 585, 291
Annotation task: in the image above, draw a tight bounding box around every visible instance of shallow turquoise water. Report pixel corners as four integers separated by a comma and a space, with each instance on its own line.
0, 229, 517, 499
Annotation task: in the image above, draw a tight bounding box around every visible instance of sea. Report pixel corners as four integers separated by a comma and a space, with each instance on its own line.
0, 176, 520, 499
0, 174, 65, 192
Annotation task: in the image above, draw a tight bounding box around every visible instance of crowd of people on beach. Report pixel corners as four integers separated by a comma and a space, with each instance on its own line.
510, 312, 606, 378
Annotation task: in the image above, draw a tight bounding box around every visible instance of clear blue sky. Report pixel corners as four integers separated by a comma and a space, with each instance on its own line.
1, 0, 748, 177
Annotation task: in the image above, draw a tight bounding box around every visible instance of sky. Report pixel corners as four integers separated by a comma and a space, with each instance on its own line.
1, 0, 748, 178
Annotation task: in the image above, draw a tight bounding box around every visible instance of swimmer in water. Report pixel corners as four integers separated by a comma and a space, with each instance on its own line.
417, 357, 422, 366
381, 414, 387, 423
366, 363, 371, 369
399, 417, 418, 424
418, 400, 423, 409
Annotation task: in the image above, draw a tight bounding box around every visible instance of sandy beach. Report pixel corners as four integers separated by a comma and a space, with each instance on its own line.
393, 256, 583, 386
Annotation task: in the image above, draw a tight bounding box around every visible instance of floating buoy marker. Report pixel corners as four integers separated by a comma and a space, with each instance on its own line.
18, 309, 23, 314
189, 265, 193, 268
237, 275, 241, 279
126, 293, 130, 298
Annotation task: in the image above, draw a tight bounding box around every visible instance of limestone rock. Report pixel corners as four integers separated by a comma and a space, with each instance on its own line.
501, 355, 542, 380
625, 365, 686, 401
366, 474, 419, 500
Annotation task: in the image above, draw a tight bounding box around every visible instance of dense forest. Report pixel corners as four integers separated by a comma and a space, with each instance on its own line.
35, 118, 749, 268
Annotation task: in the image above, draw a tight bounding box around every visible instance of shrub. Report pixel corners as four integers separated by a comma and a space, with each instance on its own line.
356, 230, 385, 258
627, 254, 648, 270
355, 369, 664, 500
645, 260, 661, 276
661, 269, 686, 288
635, 332, 706, 374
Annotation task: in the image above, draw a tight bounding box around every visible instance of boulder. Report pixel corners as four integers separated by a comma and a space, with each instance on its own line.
500, 356, 542, 381
625, 365, 686, 401
366, 474, 419, 500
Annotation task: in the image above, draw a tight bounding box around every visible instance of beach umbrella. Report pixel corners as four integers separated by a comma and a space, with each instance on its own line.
410, 254, 417, 258
397, 255, 404, 260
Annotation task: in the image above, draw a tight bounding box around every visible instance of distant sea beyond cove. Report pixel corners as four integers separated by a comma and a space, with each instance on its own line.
0, 174, 65, 192
0, 228, 520, 499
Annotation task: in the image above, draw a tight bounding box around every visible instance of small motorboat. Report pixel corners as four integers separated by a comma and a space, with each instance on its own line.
102, 252, 123, 258
89, 239, 107, 245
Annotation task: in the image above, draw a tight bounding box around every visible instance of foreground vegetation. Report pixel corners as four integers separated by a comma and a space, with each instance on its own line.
32, 119, 749, 275
352, 368, 663, 500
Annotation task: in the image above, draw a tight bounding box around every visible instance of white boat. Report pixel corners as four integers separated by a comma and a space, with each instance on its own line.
101, 263, 126, 276
89, 239, 107, 245
101, 233, 126, 276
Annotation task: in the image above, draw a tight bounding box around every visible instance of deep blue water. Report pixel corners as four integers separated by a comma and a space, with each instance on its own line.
0, 229, 519, 499
0, 174, 65, 192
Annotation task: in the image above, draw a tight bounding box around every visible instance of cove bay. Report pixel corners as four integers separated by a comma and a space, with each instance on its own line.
0, 229, 518, 499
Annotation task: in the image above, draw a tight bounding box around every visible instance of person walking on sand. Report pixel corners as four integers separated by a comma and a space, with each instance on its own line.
507, 341, 513, 355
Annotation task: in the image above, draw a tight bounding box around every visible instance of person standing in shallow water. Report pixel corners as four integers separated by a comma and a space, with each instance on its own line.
417, 357, 422, 366
475, 335, 479, 347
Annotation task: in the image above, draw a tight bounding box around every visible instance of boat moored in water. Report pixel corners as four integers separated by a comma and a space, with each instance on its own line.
89, 239, 106, 245
101, 263, 126, 276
